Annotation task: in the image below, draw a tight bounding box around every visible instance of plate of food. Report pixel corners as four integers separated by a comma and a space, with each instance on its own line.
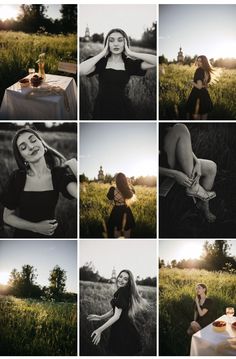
231, 321, 236, 330
19, 78, 30, 88
212, 320, 226, 332
30, 74, 43, 87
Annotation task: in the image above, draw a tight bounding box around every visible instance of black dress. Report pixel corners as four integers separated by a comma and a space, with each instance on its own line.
0, 167, 76, 238
108, 286, 142, 356
195, 298, 214, 328
186, 68, 213, 115
107, 186, 135, 237
87, 56, 146, 119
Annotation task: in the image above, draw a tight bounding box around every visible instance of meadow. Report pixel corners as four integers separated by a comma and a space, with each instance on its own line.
0, 31, 77, 103
0, 129, 77, 238
80, 42, 156, 120
0, 295, 77, 355
80, 182, 156, 238
160, 123, 236, 238
159, 64, 236, 119
159, 268, 236, 356
80, 280, 156, 356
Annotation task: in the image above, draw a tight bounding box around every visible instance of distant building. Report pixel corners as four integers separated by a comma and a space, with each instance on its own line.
177, 46, 184, 63
110, 267, 116, 283
98, 165, 104, 182
84, 25, 90, 42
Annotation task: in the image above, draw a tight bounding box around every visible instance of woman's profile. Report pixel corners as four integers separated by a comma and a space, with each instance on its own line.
106, 173, 136, 238
87, 269, 148, 355
187, 283, 214, 335
80, 28, 156, 119
0, 127, 77, 238
159, 123, 217, 222
186, 55, 213, 120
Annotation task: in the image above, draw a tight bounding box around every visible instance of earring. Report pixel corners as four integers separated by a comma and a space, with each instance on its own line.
24, 161, 28, 166
44, 147, 48, 153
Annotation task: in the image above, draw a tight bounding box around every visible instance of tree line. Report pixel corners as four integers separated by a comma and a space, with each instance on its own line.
159, 240, 236, 272
0, 264, 76, 302
0, 5, 77, 34
159, 54, 236, 69
80, 173, 156, 187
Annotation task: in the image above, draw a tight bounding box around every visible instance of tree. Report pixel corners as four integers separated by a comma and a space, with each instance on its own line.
49, 265, 67, 300
80, 262, 101, 282
17, 5, 48, 33
80, 173, 89, 183
60, 5, 77, 34
8, 265, 41, 298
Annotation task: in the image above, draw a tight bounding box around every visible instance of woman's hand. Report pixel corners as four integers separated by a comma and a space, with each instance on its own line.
91, 329, 102, 345
34, 219, 58, 236
87, 314, 101, 322
174, 171, 194, 188
192, 160, 201, 181
65, 158, 77, 178
124, 38, 134, 57
195, 296, 199, 305
101, 40, 109, 57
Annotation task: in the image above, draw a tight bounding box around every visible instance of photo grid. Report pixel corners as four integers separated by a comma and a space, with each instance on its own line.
0, 1, 235, 358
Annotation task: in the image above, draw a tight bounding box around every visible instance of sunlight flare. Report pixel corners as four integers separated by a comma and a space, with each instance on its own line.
0, 271, 10, 285
0, 5, 19, 21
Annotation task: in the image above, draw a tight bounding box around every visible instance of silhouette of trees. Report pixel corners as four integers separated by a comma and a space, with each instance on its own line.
8, 265, 42, 298
48, 265, 67, 300
60, 5, 77, 34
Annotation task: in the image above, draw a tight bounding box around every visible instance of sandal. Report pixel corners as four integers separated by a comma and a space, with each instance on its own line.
186, 183, 216, 202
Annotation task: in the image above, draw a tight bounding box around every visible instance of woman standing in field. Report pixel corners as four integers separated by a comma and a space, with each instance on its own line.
186, 55, 214, 120
87, 269, 148, 355
106, 172, 136, 238
187, 283, 214, 335
159, 123, 217, 222
0, 127, 77, 238
80, 28, 156, 119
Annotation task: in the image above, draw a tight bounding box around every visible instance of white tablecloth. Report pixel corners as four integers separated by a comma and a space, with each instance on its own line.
0, 74, 77, 120
191, 315, 236, 356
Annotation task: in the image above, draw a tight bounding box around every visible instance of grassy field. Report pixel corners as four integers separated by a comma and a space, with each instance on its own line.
0, 31, 77, 103
0, 129, 77, 238
159, 268, 236, 356
159, 64, 236, 119
0, 295, 77, 355
80, 42, 156, 120
80, 182, 156, 238
160, 123, 236, 238
80, 280, 156, 356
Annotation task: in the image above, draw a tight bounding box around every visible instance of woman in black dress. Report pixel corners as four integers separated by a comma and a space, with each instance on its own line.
187, 283, 214, 335
107, 172, 135, 238
1, 127, 77, 238
159, 123, 217, 222
80, 28, 156, 119
87, 269, 148, 355
186, 55, 213, 120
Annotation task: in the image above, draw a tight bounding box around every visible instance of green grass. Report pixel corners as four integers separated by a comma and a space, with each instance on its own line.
80, 182, 156, 238
80, 280, 156, 356
159, 268, 236, 355
0, 129, 77, 238
80, 42, 156, 120
0, 295, 77, 355
159, 64, 236, 119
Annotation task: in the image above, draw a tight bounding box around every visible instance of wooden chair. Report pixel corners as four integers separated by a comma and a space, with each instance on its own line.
58, 61, 77, 75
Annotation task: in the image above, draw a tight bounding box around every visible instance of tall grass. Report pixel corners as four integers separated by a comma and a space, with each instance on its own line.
159, 268, 236, 355
80, 280, 156, 356
80, 182, 156, 238
0, 295, 77, 355
80, 42, 156, 120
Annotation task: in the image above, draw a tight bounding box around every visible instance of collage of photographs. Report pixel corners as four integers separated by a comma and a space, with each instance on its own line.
0, 1, 235, 358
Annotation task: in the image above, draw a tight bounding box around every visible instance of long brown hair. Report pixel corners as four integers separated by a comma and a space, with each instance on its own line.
116, 269, 148, 321
12, 127, 66, 171
197, 55, 214, 82
115, 173, 133, 200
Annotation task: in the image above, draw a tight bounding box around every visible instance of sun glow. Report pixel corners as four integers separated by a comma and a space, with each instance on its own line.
0, 271, 10, 285
0, 5, 19, 21
180, 242, 204, 260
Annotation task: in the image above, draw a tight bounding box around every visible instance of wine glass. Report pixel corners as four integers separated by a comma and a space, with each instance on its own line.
226, 307, 234, 323
28, 68, 35, 78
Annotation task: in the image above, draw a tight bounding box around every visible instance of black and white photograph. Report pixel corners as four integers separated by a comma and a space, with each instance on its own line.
80, 240, 157, 356
79, 4, 156, 120
0, 122, 77, 238
159, 122, 236, 238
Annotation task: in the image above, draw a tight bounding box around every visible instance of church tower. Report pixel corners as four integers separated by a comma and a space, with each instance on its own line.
111, 267, 116, 283
98, 165, 104, 182
85, 25, 90, 42
177, 46, 184, 63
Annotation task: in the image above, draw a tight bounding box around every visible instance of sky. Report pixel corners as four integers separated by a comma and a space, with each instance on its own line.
80, 123, 157, 179
0, 240, 77, 292
79, 4, 156, 40
80, 240, 157, 279
0, 5, 62, 22
159, 5, 236, 60
159, 240, 236, 264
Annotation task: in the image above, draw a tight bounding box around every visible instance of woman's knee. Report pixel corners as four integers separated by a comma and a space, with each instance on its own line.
206, 160, 217, 177
174, 123, 190, 138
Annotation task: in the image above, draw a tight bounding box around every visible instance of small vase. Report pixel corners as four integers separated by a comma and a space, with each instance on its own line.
38, 62, 46, 80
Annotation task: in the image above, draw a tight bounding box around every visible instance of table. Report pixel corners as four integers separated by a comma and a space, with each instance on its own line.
0, 74, 77, 120
191, 315, 236, 356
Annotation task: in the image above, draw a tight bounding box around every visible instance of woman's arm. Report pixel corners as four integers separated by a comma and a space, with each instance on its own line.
66, 182, 77, 199
195, 297, 208, 317
191, 80, 205, 90
160, 166, 193, 188
91, 307, 122, 345
87, 309, 113, 322
80, 42, 109, 76
3, 208, 58, 236
124, 40, 156, 70
194, 309, 198, 321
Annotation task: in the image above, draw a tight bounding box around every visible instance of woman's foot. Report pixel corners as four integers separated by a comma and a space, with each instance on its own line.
186, 182, 216, 202
196, 200, 216, 223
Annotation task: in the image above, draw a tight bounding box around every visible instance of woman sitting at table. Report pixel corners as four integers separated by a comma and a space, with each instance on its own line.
0, 127, 77, 238
187, 283, 214, 336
